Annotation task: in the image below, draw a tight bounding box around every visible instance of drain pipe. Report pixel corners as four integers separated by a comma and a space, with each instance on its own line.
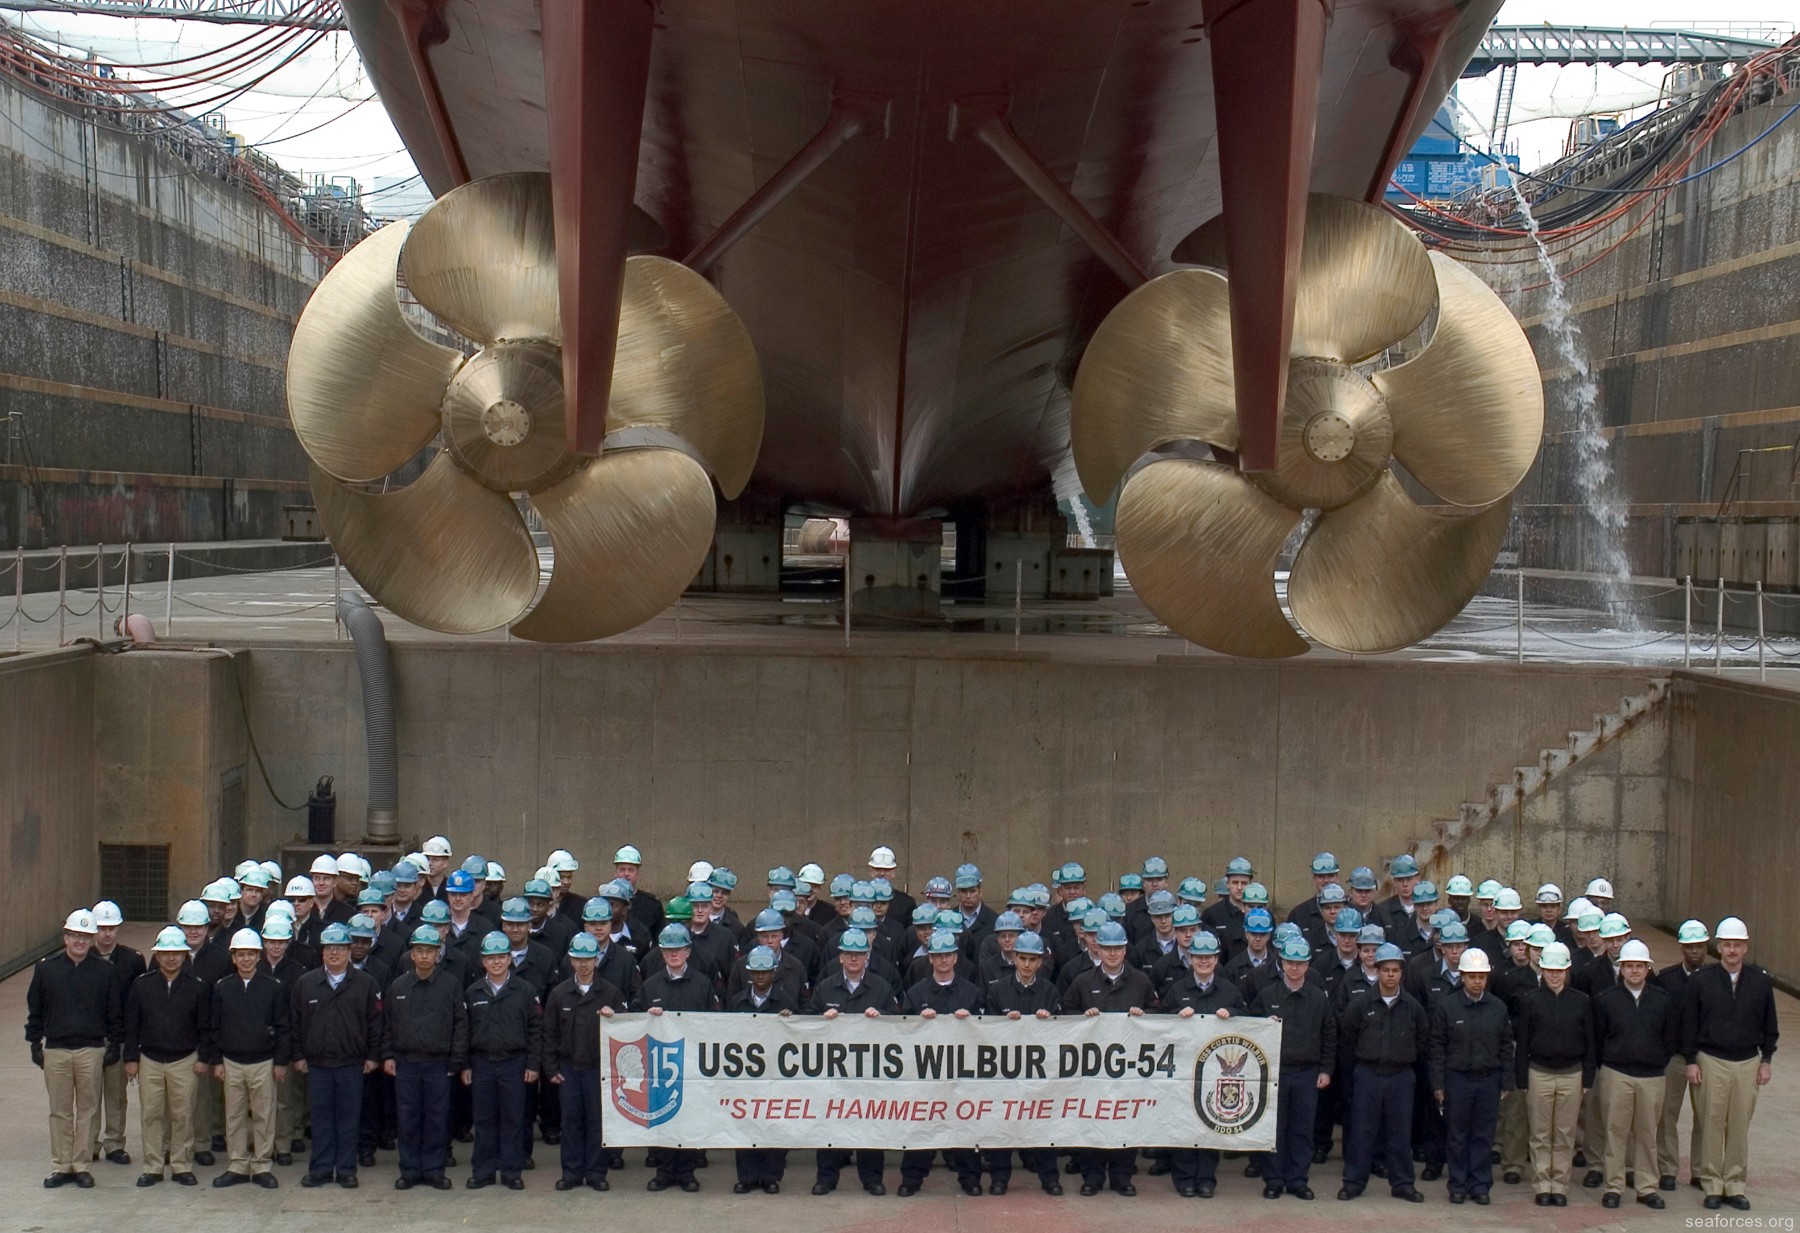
336, 593, 398, 845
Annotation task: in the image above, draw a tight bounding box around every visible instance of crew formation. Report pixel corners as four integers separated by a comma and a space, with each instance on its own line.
24, 844, 1776, 1210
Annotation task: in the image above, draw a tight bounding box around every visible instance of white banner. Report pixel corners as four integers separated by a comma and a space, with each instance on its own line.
599, 1012, 1282, 1150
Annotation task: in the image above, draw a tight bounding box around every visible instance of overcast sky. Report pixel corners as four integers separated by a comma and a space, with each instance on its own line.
11, 1, 1796, 201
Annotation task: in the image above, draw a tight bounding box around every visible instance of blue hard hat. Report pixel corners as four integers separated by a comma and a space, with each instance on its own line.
599, 879, 632, 901
1242, 882, 1270, 907
746, 945, 779, 972
1319, 882, 1347, 905
869, 878, 894, 902
1177, 877, 1208, 902
710, 867, 739, 891
408, 924, 441, 948
687, 881, 714, 902
500, 897, 531, 923
369, 872, 396, 896
1439, 920, 1470, 944
1118, 873, 1144, 891
1213, 877, 1230, 898
1374, 943, 1406, 964
1098, 892, 1127, 919
461, 855, 488, 877
1311, 852, 1340, 876
1429, 907, 1459, 930
1028, 884, 1052, 908
1080, 909, 1107, 932
838, 928, 870, 954
445, 870, 476, 895
954, 862, 982, 889
927, 930, 960, 955
849, 906, 877, 929
1225, 856, 1254, 878
1014, 931, 1045, 956
1349, 866, 1379, 891
753, 908, 785, 932
357, 887, 386, 907
1171, 904, 1201, 928
1390, 854, 1420, 878
1064, 897, 1093, 919
1280, 937, 1312, 963
935, 910, 964, 933
1189, 931, 1221, 956
523, 878, 553, 899
568, 933, 599, 958
1096, 921, 1128, 947
1245, 908, 1274, 933
995, 911, 1023, 932
1007, 887, 1034, 908
391, 860, 421, 884
924, 876, 952, 899
347, 914, 376, 940
479, 931, 510, 957
1335, 907, 1365, 934
829, 874, 855, 897
1357, 924, 1387, 946
658, 923, 692, 949
1147, 890, 1176, 915
850, 880, 876, 903
1053, 862, 1086, 886
1142, 855, 1170, 878
319, 922, 352, 947
581, 897, 612, 923
420, 900, 450, 925
1273, 922, 1300, 943
1412, 880, 1439, 904
770, 890, 798, 913
912, 904, 939, 926
767, 866, 796, 889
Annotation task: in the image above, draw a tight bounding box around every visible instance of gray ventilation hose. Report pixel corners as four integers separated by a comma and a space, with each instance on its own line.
336, 593, 397, 844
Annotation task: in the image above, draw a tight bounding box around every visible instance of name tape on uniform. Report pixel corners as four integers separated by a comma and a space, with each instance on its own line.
599, 1011, 1282, 1150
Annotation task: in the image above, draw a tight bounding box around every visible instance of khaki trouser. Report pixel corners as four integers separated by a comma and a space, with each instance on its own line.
1599, 1067, 1660, 1197
1658, 1054, 1702, 1180
1527, 1065, 1582, 1195
139, 1055, 198, 1174
1697, 1052, 1760, 1198
222, 1059, 277, 1175
44, 1046, 104, 1175
192, 1068, 223, 1148
1499, 1087, 1531, 1177
276, 1063, 308, 1146
91, 1058, 128, 1157
1579, 1081, 1604, 1166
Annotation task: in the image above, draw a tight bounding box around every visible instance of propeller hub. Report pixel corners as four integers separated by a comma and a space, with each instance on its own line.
441, 341, 578, 494
1251, 359, 1393, 512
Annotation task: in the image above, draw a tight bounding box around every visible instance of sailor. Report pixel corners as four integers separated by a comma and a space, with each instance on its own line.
523, 877, 575, 958
1492, 920, 1538, 1184
308, 856, 351, 925
1472, 886, 1522, 963
1055, 906, 1105, 993
1428, 948, 1511, 1205
440, 869, 485, 970
611, 844, 666, 939
1406, 916, 1468, 1180
359, 885, 403, 972
1681, 916, 1777, 1212
596, 879, 649, 959
677, 879, 738, 980
460, 856, 500, 925
867, 845, 915, 925
229, 867, 273, 935
1572, 910, 1633, 1185
1148, 903, 1203, 995
1471, 880, 1503, 938
27, 908, 121, 1191
1310, 907, 1365, 1163
953, 863, 996, 954
897, 930, 984, 1196
728, 907, 809, 1003
483, 862, 508, 910
726, 946, 797, 1194
1532, 884, 1568, 943
1122, 855, 1169, 941
869, 878, 910, 956
708, 867, 743, 937
1287, 852, 1342, 945
1592, 938, 1671, 1210
346, 914, 393, 1156
1296, 882, 1347, 955
1041, 862, 1088, 955
1516, 941, 1594, 1207
1162, 931, 1241, 1197
1200, 856, 1253, 959
981, 930, 1061, 1195
207, 927, 289, 1188
823, 873, 856, 929
542, 932, 626, 1193
381, 923, 464, 1191
1063, 921, 1155, 1195
1371, 854, 1421, 939
1582, 877, 1615, 917
290, 921, 383, 1189
1443, 875, 1476, 926
1579, 912, 1632, 999
175, 897, 230, 1164
1337, 942, 1428, 1202
1223, 905, 1279, 1001
1391, 879, 1438, 957
1344, 865, 1380, 920
1250, 936, 1335, 1200
1130, 890, 1179, 971
976, 910, 1025, 985
388, 860, 424, 929
555, 897, 642, 1004
808, 928, 895, 1196
87, 900, 143, 1167
461, 931, 541, 1191
124, 926, 209, 1188
643, 922, 718, 1192
420, 836, 453, 901
795, 863, 829, 926
1654, 918, 1711, 1192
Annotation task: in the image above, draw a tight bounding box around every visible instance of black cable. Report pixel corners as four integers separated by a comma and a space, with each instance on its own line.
227, 651, 308, 811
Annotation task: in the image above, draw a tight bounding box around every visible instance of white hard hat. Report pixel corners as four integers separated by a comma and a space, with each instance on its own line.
234, 859, 261, 881
1539, 942, 1573, 970
407, 851, 429, 869
1715, 916, 1749, 941
1445, 874, 1474, 897
869, 845, 898, 869
613, 844, 643, 865
687, 860, 714, 884
1535, 883, 1562, 905
229, 928, 263, 951
335, 853, 367, 879
284, 875, 314, 897
1565, 896, 1596, 921
1494, 887, 1523, 911
91, 901, 124, 928
423, 835, 453, 857
176, 900, 209, 927
535, 865, 557, 884
1584, 877, 1614, 899
200, 880, 233, 904
259, 860, 284, 884
1457, 948, 1491, 974
63, 909, 98, 934
1618, 940, 1651, 964
265, 900, 296, 921
547, 849, 578, 872
309, 854, 340, 877
1677, 919, 1710, 945
798, 862, 826, 886
485, 862, 506, 881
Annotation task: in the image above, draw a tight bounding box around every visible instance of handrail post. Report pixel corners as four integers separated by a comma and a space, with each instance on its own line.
96, 542, 106, 639
1683, 575, 1691, 667
1515, 568, 1524, 663
12, 546, 21, 653
1757, 580, 1766, 682
1715, 577, 1725, 672
122, 543, 132, 621
57, 545, 67, 646
165, 542, 175, 637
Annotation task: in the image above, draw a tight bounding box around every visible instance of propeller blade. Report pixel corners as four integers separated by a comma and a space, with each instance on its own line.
311, 455, 538, 635
1069, 269, 1239, 502
1377, 252, 1545, 508
1288, 471, 1512, 654
1173, 194, 1438, 364
402, 172, 561, 345
286, 221, 462, 483
510, 447, 715, 643
1115, 458, 1306, 658
607, 256, 765, 499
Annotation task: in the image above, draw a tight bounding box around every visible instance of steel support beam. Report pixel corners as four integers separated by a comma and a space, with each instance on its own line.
1364, 12, 1457, 203
384, 0, 468, 187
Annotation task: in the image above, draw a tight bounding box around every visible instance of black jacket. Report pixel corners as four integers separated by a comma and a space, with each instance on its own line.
382, 968, 468, 1065
290, 966, 383, 1068
808, 971, 896, 1016
1516, 985, 1596, 1088
542, 976, 628, 1073
1062, 966, 1157, 1014
1340, 990, 1429, 1073
1250, 978, 1336, 1071
208, 972, 291, 1065
985, 974, 1060, 1016
95, 944, 148, 1006
1428, 989, 1515, 1092
464, 975, 542, 1068
1161, 974, 1244, 1017
640, 967, 719, 1013
124, 969, 209, 1063
25, 952, 122, 1049
725, 983, 801, 1015
554, 940, 643, 1009
903, 975, 983, 1015
727, 947, 809, 1005
1594, 983, 1676, 1078
1223, 948, 1282, 1003
1680, 963, 1779, 1065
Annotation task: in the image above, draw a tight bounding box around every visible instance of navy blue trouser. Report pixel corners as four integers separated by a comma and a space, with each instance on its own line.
394, 1059, 451, 1180
557, 1067, 605, 1182
1266, 1065, 1321, 1191
1444, 1069, 1502, 1196
1080, 1146, 1137, 1186
1316, 1051, 1355, 1152
1414, 1058, 1445, 1165
900, 1148, 979, 1185
1344, 1064, 1415, 1192
470, 1054, 528, 1181
359, 1068, 394, 1152
307, 1063, 365, 1179
983, 1148, 1061, 1186
735, 1148, 788, 1185
1170, 1149, 1220, 1189
653, 1147, 702, 1184
815, 1148, 884, 1189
